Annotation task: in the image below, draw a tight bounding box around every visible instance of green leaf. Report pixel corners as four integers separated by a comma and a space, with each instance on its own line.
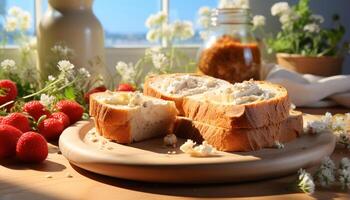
64, 86, 76, 100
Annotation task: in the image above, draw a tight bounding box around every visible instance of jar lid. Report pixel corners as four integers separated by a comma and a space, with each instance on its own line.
211, 8, 252, 25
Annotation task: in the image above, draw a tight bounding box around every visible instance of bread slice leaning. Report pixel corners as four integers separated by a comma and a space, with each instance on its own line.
174, 110, 303, 152
90, 91, 178, 144
143, 73, 231, 115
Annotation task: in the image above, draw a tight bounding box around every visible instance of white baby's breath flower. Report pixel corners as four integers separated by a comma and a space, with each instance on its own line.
340, 158, 350, 170
18, 11, 31, 30
115, 61, 136, 84
58, 60, 75, 79
315, 167, 336, 187
145, 12, 167, 28
310, 14, 325, 24
170, 21, 195, 40
145, 46, 162, 57
152, 52, 169, 70
8, 6, 22, 17
297, 169, 315, 194
58, 60, 74, 72
271, 2, 291, 16
253, 15, 266, 27
219, 0, 249, 9
338, 158, 350, 190
198, 6, 211, 16
48, 75, 56, 81
321, 157, 336, 170
4, 17, 17, 32
78, 68, 91, 78
315, 157, 336, 187
307, 112, 333, 134
304, 23, 320, 33
146, 28, 161, 42
40, 94, 56, 107
198, 16, 211, 29
0, 59, 17, 73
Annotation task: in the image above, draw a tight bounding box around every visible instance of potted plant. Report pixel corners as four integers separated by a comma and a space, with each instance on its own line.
264, 0, 349, 76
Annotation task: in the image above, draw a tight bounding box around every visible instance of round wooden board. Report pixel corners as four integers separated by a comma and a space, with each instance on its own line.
59, 115, 336, 184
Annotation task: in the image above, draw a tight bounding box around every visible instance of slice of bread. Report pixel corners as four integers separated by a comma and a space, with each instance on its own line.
89, 91, 178, 144
174, 110, 303, 152
183, 81, 290, 129
144, 73, 231, 115
144, 74, 290, 128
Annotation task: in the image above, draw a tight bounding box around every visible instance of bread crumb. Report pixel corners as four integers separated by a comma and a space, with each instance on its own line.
163, 134, 177, 147
273, 141, 285, 149
65, 173, 73, 178
107, 146, 113, 150
180, 139, 218, 157
45, 174, 53, 179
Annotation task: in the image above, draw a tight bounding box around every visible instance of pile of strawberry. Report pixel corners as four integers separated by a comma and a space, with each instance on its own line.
0, 79, 135, 164
0, 80, 84, 163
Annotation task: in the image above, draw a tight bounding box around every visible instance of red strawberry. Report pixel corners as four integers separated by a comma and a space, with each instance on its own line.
0, 116, 4, 123
0, 80, 18, 110
0, 124, 23, 159
23, 101, 51, 121
116, 83, 135, 92
2, 113, 31, 132
38, 118, 64, 141
50, 112, 70, 128
55, 100, 84, 124
84, 86, 107, 103
16, 131, 48, 163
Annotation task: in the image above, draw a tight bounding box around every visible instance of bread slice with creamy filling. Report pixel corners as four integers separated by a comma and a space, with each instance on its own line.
89, 91, 178, 143
143, 73, 231, 115
144, 74, 290, 129
174, 110, 303, 152
183, 80, 290, 129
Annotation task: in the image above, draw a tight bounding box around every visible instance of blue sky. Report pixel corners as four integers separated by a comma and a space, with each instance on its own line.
3, 0, 219, 34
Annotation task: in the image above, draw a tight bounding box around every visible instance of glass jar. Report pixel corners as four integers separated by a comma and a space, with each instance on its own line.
197, 8, 261, 83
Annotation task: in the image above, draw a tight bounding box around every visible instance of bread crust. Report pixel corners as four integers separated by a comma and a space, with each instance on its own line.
174, 111, 303, 152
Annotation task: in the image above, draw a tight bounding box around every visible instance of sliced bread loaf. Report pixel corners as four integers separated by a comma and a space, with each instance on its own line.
174, 110, 303, 152
89, 91, 178, 143
144, 74, 290, 129
143, 73, 231, 115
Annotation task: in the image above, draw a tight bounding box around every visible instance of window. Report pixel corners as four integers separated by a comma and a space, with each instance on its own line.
0, 0, 35, 44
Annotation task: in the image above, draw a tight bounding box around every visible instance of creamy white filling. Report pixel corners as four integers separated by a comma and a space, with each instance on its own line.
99, 91, 168, 108
153, 75, 224, 96
222, 80, 276, 105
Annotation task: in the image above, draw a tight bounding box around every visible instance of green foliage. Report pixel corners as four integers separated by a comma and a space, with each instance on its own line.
267, 0, 348, 57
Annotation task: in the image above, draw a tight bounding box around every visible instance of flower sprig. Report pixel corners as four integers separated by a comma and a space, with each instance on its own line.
259, 0, 349, 56
296, 157, 350, 194
115, 12, 196, 89
0, 60, 99, 113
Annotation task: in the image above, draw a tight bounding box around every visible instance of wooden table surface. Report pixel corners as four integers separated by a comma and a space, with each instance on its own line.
0, 107, 349, 200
